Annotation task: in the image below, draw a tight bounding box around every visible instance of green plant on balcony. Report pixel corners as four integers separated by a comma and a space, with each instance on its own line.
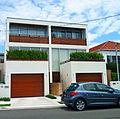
70, 52, 104, 60
6, 50, 48, 60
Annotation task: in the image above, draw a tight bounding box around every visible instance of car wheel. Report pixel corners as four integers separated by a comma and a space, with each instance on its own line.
74, 99, 86, 111
117, 98, 120, 107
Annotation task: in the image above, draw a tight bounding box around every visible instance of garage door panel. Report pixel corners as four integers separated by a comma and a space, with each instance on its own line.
11, 74, 44, 98
76, 73, 102, 83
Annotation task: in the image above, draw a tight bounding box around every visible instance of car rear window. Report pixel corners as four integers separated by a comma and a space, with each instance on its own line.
66, 83, 79, 91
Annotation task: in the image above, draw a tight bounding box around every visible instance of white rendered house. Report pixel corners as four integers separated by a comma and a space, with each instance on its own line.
4, 17, 88, 98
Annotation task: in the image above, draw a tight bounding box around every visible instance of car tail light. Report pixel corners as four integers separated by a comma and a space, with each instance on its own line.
68, 92, 78, 97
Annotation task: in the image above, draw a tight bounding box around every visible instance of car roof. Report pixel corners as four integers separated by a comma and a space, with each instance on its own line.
76, 82, 102, 85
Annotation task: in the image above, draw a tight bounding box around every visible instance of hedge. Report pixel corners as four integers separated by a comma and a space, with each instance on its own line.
0, 97, 10, 101
6, 50, 48, 60
70, 52, 104, 60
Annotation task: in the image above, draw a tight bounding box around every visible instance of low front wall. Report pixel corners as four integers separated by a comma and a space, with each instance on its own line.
60, 61, 107, 90
110, 81, 120, 90
4, 60, 49, 97
0, 85, 10, 98
50, 83, 62, 96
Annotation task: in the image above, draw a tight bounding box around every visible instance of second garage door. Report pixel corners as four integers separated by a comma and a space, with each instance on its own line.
76, 73, 102, 83
11, 74, 44, 98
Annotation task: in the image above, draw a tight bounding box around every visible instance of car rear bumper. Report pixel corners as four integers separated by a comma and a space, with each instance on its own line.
61, 97, 74, 107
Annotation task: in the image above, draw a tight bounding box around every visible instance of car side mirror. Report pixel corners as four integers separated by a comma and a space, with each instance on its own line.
108, 89, 114, 93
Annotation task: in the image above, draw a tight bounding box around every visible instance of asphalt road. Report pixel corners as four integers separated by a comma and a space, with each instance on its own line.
0, 106, 120, 119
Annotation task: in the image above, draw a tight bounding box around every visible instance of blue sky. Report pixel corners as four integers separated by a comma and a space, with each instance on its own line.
0, 0, 120, 53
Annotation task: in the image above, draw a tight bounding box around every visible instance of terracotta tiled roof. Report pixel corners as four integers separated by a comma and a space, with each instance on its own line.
89, 41, 120, 52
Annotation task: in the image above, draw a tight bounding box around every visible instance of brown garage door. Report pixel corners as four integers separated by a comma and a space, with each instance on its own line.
11, 74, 44, 98
76, 73, 102, 83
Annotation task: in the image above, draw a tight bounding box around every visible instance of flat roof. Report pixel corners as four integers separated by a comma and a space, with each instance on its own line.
7, 17, 87, 26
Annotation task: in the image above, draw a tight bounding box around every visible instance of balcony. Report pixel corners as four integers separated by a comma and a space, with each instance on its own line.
9, 35, 49, 44
52, 37, 87, 45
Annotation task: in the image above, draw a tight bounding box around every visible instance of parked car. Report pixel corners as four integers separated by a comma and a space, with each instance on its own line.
61, 82, 120, 111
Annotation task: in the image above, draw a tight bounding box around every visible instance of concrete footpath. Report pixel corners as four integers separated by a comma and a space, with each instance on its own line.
0, 96, 65, 110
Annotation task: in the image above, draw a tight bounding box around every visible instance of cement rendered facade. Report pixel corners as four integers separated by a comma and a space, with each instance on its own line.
2, 17, 88, 97
60, 61, 107, 90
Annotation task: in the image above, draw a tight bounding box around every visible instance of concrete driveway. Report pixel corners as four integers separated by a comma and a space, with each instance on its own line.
10, 96, 65, 109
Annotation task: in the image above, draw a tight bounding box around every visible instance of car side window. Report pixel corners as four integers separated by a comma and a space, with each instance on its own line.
83, 84, 96, 91
96, 84, 111, 92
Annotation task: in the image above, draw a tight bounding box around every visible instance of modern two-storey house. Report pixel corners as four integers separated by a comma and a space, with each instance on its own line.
4, 17, 88, 98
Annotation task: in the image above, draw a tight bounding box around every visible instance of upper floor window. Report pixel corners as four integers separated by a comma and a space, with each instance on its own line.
10, 24, 48, 37
51, 27, 86, 39
107, 55, 120, 63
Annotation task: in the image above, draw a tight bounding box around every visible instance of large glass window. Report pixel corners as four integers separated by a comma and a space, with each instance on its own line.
9, 46, 19, 50
20, 47, 30, 50
31, 47, 40, 50
60, 49, 68, 63
19, 25, 28, 35
36, 28, 46, 36
112, 56, 116, 63
28, 26, 36, 36
52, 49, 59, 71
107, 56, 112, 63
66, 32, 72, 38
118, 56, 120, 64
10, 25, 19, 35
10, 24, 47, 36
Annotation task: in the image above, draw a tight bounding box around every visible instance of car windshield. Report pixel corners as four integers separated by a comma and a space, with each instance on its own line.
66, 83, 79, 91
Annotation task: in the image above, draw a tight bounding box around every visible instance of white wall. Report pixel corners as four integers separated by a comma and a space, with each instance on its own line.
4, 61, 49, 97
60, 61, 107, 90
60, 62, 72, 90
0, 85, 9, 98
110, 81, 120, 90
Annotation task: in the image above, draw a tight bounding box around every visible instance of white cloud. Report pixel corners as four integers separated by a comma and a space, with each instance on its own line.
88, 32, 98, 42
89, 42, 100, 48
0, 0, 120, 52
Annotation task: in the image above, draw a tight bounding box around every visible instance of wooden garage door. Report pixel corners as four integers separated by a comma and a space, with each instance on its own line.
11, 74, 44, 98
76, 73, 102, 83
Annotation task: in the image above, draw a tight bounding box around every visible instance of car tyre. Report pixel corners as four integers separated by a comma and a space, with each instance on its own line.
74, 98, 86, 111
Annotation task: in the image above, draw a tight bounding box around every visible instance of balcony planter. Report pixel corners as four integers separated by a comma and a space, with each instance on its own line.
7, 58, 48, 61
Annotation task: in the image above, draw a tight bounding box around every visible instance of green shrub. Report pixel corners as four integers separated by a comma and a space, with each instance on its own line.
6, 50, 48, 60
0, 104, 11, 106
0, 97, 10, 101
58, 101, 64, 104
0, 81, 5, 84
70, 52, 104, 60
45, 94, 57, 99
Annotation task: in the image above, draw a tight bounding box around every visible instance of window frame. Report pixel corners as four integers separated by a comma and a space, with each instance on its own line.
83, 83, 97, 91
